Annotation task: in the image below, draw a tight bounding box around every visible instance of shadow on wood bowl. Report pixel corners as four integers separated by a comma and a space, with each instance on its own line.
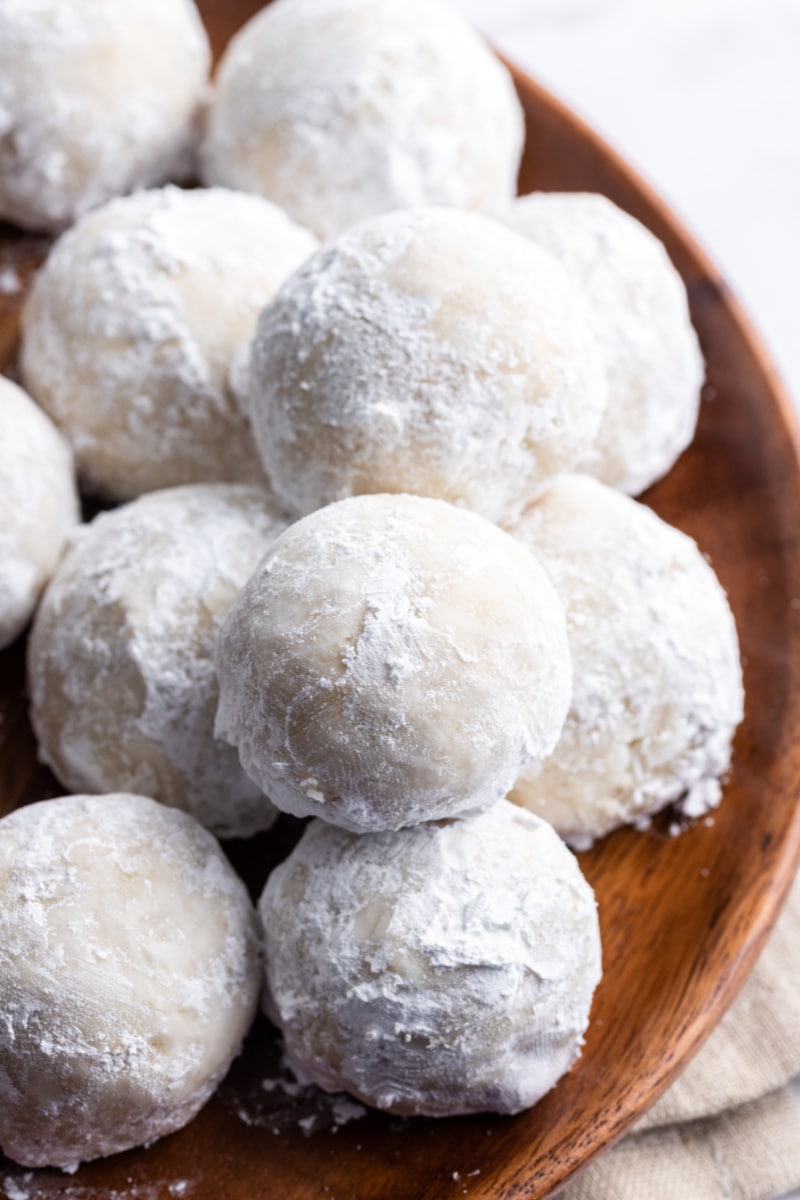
2, 2, 800, 1197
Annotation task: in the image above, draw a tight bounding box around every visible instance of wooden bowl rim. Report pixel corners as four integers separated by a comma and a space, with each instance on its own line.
505, 59, 800, 1187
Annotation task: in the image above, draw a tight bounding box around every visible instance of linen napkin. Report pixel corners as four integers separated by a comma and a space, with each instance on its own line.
562, 873, 800, 1199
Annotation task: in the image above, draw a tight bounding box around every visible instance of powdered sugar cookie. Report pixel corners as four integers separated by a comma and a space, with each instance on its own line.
260, 801, 601, 1116
0, 375, 79, 649
215, 493, 571, 832
22, 186, 318, 499
0, 0, 210, 232
248, 207, 606, 523
0, 793, 260, 1170
508, 475, 743, 847
502, 192, 704, 494
201, 0, 524, 240
29, 485, 287, 838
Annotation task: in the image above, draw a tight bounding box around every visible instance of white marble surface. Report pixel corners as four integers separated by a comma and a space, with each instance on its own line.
453, 1, 800, 1193
456, 0, 800, 410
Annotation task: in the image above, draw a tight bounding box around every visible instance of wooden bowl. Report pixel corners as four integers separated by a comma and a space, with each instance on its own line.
2, 3, 800, 1196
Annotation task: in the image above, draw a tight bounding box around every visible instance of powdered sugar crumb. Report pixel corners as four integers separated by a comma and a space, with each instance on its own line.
330, 1098, 367, 1127
229, 1066, 368, 1135
3, 1176, 32, 1200
261, 1075, 306, 1099
0, 1177, 196, 1199
0, 264, 21, 295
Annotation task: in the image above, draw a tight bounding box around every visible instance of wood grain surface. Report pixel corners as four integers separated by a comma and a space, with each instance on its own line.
2, 2, 800, 1197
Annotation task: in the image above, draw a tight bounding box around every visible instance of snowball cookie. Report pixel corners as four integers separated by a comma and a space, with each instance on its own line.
216, 493, 571, 833
29, 485, 288, 839
501, 193, 704, 495
508, 476, 744, 848
0, 793, 260, 1170
260, 801, 601, 1116
248, 207, 607, 523
0, 0, 210, 233
21, 186, 318, 500
201, 0, 524, 241
0, 376, 80, 650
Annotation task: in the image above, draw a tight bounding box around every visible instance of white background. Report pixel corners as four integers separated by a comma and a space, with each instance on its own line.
454, 0, 800, 1192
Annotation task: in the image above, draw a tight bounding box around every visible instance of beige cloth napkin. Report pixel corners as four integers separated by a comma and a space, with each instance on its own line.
562, 874, 800, 1200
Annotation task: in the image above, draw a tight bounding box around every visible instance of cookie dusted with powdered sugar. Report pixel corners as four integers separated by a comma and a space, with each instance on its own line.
260, 801, 602, 1116
0, 793, 260, 1170
508, 475, 744, 847
201, 0, 524, 240
215, 493, 571, 833
29, 485, 287, 839
0, 0, 210, 232
501, 192, 704, 495
0, 376, 80, 650
22, 186, 318, 499
248, 207, 607, 523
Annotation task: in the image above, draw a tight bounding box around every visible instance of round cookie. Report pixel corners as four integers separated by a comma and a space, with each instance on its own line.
201, 0, 524, 240
260, 801, 602, 1116
0, 376, 80, 650
29, 485, 287, 839
22, 186, 318, 499
508, 475, 744, 847
248, 207, 607, 523
501, 192, 704, 495
0, 793, 260, 1170
215, 493, 571, 833
0, 0, 210, 232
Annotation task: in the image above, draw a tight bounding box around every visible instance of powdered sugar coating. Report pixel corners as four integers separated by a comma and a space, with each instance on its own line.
0, 0, 210, 232
0, 793, 260, 1170
201, 0, 524, 241
260, 801, 601, 1116
249, 207, 607, 523
21, 186, 318, 499
501, 192, 704, 495
0, 376, 79, 650
29, 485, 287, 838
508, 475, 744, 847
215, 493, 571, 833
